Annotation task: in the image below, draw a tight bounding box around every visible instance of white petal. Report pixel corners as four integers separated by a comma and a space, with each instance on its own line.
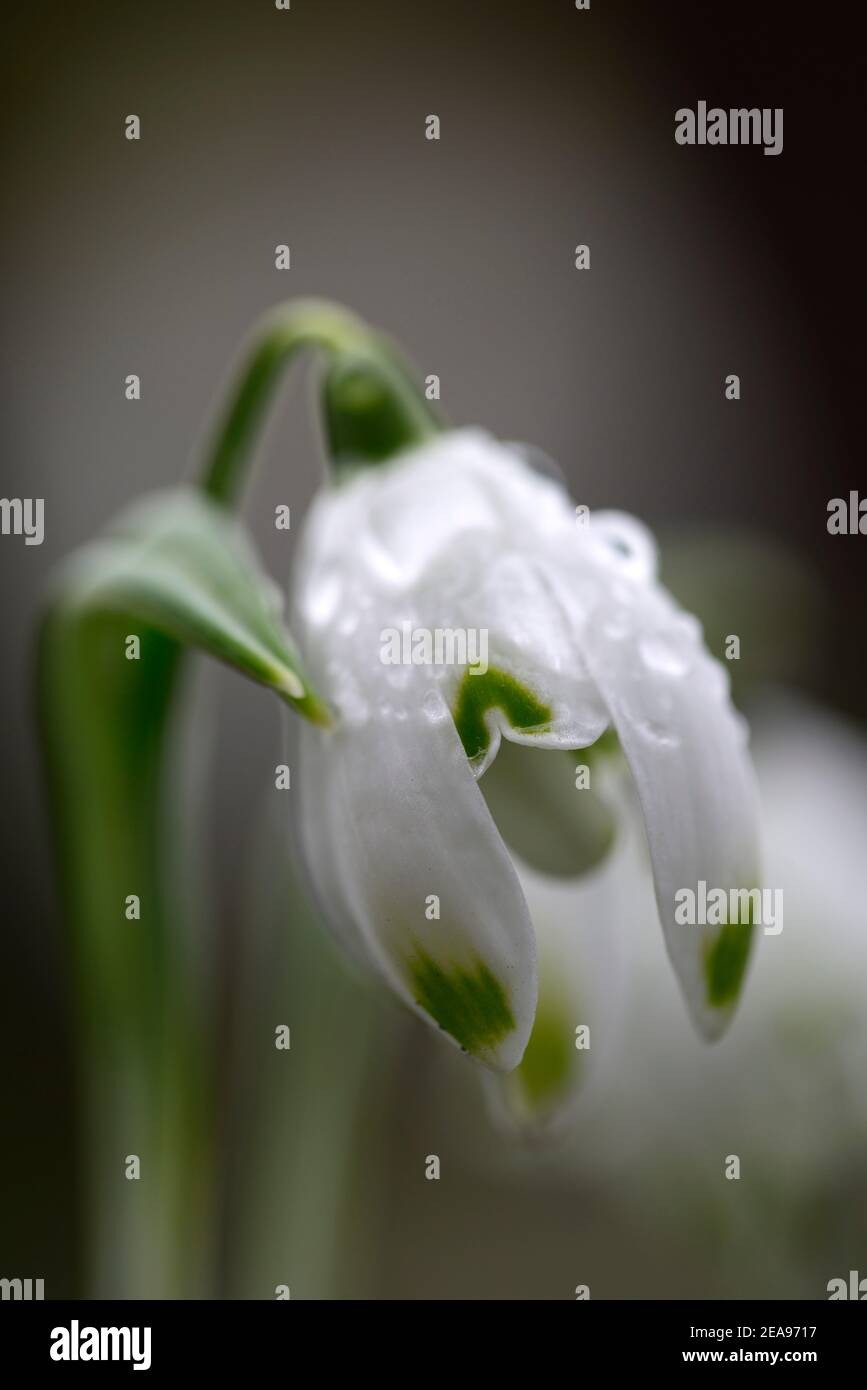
292, 427, 762, 1054
580, 577, 761, 1039
293, 430, 611, 776
442, 547, 610, 772
294, 722, 381, 978
486, 766, 629, 1135
296, 698, 537, 1070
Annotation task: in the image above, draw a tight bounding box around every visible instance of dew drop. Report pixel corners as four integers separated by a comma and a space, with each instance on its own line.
306, 569, 342, 626
636, 718, 680, 749
423, 688, 448, 722
639, 635, 690, 678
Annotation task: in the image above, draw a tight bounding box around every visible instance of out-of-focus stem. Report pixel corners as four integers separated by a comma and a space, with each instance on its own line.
202, 300, 437, 505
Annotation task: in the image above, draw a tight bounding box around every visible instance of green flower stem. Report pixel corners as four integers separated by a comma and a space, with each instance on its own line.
39, 613, 204, 1296
203, 300, 439, 504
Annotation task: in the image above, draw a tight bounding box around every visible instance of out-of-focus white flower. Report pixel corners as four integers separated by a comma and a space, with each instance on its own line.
291, 428, 761, 1102
507, 693, 867, 1170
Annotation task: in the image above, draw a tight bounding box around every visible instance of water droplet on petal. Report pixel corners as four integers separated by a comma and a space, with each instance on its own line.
636, 718, 680, 749
306, 569, 342, 626
639, 636, 690, 678
423, 689, 448, 722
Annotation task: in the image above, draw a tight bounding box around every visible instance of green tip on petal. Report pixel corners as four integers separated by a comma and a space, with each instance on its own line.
452, 666, 553, 762
511, 993, 577, 1110
407, 948, 515, 1060
704, 894, 756, 1009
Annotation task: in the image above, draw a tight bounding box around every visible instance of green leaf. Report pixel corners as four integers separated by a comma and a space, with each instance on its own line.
45, 488, 331, 725
37, 487, 328, 1296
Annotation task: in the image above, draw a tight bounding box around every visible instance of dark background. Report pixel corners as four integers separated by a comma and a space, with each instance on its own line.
1, 0, 864, 1297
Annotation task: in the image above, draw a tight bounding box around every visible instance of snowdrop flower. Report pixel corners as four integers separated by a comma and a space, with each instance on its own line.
292, 427, 761, 1088
39, 297, 766, 1265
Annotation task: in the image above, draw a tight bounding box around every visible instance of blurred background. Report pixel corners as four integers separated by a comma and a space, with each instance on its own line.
2, 0, 865, 1298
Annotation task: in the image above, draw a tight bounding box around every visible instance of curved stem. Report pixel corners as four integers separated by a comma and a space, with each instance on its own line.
202, 300, 437, 505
